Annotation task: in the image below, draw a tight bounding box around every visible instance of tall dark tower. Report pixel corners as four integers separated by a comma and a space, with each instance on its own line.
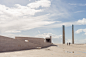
72, 25, 74, 44
63, 25, 65, 44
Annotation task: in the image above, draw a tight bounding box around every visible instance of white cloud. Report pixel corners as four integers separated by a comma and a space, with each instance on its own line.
0, 0, 55, 33
75, 28, 86, 35
85, 33, 86, 35
68, 3, 76, 6
75, 18, 86, 34
35, 33, 62, 38
76, 18, 86, 25
0, 33, 62, 39
27, 0, 51, 8
38, 30, 40, 33
0, 33, 32, 38
0, 15, 55, 33
49, 0, 70, 19
5, 30, 21, 33
29, 0, 31, 1
0, 4, 43, 16
74, 39, 86, 44
66, 38, 86, 44
69, 3, 86, 6
41, 18, 86, 29
35, 33, 62, 43
83, 29, 86, 32
0, 0, 51, 17
79, 4, 86, 6
0, 0, 71, 34
75, 29, 83, 34
74, 11, 84, 13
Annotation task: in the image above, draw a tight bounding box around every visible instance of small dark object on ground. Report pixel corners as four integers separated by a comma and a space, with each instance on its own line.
67, 43, 68, 45
69, 42, 71, 45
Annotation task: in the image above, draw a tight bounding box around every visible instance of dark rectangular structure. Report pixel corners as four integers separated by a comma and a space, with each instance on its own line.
72, 25, 74, 44
63, 25, 65, 44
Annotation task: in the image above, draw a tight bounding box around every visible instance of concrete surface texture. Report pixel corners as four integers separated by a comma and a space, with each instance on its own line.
0, 44, 86, 57
0, 35, 52, 52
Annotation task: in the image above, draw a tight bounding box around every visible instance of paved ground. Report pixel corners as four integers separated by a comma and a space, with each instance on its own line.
0, 44, 86, 57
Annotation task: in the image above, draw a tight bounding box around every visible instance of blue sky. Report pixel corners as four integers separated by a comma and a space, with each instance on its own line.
0, 0, 86, 44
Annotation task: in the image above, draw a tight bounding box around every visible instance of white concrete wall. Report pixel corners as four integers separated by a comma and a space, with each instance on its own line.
15, 37, 44, 46
0, 36, 52, 52
0, 36, 39, 52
